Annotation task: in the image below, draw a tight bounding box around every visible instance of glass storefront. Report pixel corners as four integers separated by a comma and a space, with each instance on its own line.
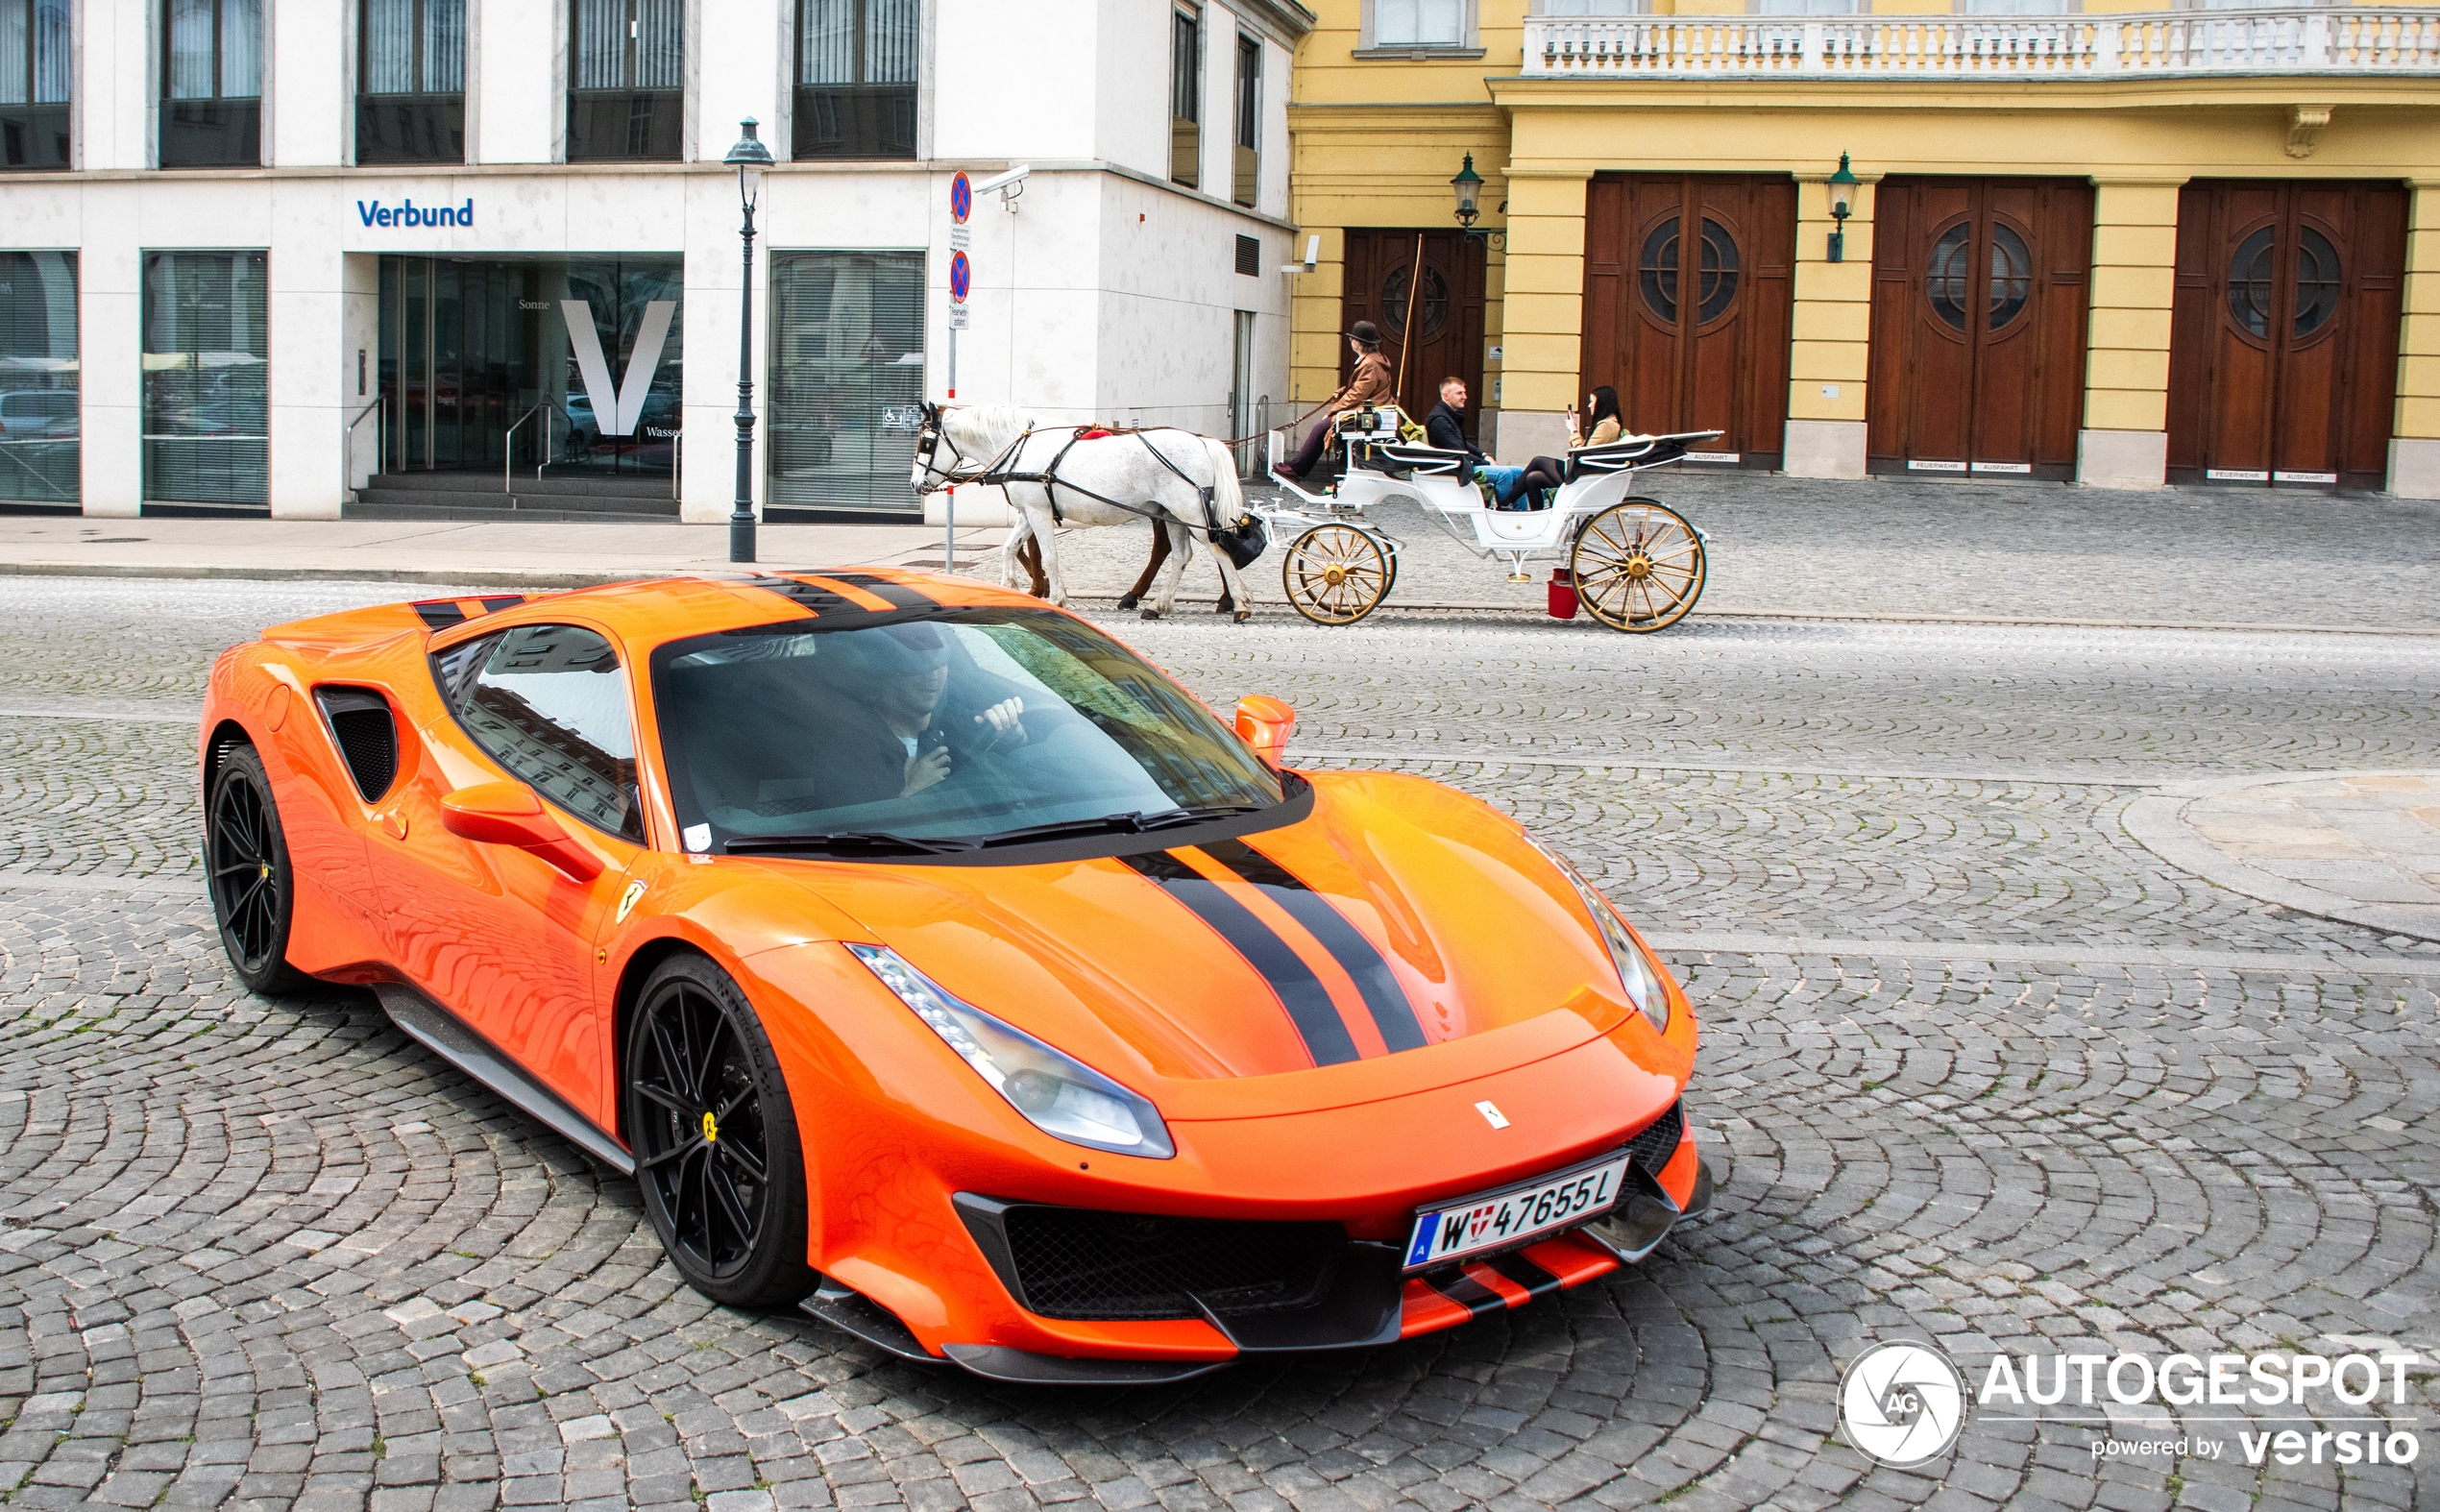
143, 249, 267, 509
768, 250, 924, 512
378, 255, 682, 477
0, 249, 77, 506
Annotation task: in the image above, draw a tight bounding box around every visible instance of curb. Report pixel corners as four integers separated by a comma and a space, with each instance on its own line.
2119, 770, 2440, 945
6, 560, 2440, 638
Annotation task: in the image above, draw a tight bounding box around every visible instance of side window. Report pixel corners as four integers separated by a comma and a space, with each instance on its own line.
433, 623, 643, 841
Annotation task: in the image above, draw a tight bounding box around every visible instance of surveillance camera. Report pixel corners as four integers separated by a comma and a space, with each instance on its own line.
973, 165, 1031, 197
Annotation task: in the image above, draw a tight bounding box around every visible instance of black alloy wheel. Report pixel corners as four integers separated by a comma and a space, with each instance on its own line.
624, 954, 815, 1308
206, 743, 303, 993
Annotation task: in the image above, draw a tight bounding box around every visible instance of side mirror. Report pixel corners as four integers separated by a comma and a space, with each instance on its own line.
1233, 695, 1296, 769
440, 781, 604, 882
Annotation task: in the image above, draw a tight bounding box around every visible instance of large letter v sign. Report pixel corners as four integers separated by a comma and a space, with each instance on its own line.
562, 300, 676, 437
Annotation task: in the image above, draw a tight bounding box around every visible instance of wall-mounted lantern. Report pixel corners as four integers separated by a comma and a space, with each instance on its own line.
1827, 153, 1858, 264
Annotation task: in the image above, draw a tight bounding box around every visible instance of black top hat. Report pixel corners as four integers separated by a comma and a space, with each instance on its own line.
1346, 320, 1382, 348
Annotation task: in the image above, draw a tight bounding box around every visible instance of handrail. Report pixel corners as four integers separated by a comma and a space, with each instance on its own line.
503, 402, 551, 500
344, 394, 385, 503
1522, 7, 2440, 77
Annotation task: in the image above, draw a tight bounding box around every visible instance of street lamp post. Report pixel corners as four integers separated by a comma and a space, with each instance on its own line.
724, 118, 773, 565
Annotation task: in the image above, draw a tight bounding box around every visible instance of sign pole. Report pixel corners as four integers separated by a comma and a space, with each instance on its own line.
945, 172, 974, 575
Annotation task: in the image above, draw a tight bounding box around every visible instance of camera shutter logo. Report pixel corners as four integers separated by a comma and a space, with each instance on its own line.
1840, 1342, 1967, 1467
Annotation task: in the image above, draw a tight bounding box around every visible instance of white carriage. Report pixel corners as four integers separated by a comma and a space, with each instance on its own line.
1262, 405, 1719, 630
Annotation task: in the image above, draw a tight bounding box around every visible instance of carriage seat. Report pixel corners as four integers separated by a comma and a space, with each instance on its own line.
1563, 430, 1717, 482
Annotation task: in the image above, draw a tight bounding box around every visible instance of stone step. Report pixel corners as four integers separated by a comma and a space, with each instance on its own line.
345, 496, 680, 524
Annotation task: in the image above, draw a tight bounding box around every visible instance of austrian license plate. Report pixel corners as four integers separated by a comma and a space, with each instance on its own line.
1403, 1153, 1631, 1271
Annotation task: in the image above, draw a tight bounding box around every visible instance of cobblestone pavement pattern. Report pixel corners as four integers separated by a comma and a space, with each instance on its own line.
4, 573, 2440, 1512
941, 475, 2440, 630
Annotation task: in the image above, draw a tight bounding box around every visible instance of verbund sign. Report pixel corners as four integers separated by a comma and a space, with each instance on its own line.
355, 198, 475, 229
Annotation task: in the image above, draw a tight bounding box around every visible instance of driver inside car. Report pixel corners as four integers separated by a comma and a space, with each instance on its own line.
812, 622, 1028, 800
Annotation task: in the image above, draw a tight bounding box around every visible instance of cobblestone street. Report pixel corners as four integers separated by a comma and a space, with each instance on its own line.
3, 570, 2439, 1512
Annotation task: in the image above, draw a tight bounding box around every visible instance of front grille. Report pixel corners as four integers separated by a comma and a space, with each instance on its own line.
314, 687, 399, 802
1000, 1207, 1344, 1322
1625, 1100, 1685, 1176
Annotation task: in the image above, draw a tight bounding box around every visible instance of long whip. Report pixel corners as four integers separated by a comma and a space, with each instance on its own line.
1392, 232, 1425, 406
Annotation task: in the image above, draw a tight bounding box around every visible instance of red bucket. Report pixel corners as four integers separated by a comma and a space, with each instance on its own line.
1547, 568, 1579, 621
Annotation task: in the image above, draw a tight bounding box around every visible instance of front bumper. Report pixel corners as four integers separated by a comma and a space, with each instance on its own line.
801, 1123, 1716, 1385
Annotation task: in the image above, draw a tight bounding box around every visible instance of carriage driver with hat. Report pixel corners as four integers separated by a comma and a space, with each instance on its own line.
1273, 320, 1396, 484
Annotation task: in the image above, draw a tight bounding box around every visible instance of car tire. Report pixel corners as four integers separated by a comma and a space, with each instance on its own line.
623, 953, 817, 1309
205, 742, 305, 994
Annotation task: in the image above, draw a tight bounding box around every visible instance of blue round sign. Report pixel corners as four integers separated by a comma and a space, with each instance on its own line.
949, 250, 970, 303
949, 172, 972, 225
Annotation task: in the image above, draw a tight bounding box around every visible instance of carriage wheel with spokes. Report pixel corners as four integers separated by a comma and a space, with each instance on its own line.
624, 954, 815, 1308
1570, 498, 1707, 633
1282, 523, 1394, 625
206, 743, 303, 993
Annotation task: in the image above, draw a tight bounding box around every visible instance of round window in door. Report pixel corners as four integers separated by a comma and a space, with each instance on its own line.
1638, 217, 1741, 324
2228, 226, 2277, 338
1379, 263, 1448, 338
1928, 222, 2033, 331
1986, 225, 2032, 330
2293, 227, 2341, 337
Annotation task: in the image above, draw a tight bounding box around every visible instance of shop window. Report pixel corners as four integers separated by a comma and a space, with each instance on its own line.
794, 0, 916, 160
1232, 35, 1258, 207
0, 250, 78, 506
0, 0, 70, 169
160, 0, 261, 167
766, 251, 924, 514
568, 0, 681, 162
1170, 5, 1200, 190
143, 250, 268, 509
359, 0, 465, 163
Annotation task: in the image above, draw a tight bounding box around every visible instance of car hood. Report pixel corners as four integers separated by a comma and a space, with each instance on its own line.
779, 771, 1645, 1120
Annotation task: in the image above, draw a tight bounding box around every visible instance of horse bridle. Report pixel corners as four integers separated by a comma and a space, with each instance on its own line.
912, 408, 1029, 497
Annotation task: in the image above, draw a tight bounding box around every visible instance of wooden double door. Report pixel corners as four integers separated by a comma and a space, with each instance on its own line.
2165, 182, 2404, 490
1868, 178, 2092, 479
1337, 230, 1489, 440
1583, 174, 1794, 468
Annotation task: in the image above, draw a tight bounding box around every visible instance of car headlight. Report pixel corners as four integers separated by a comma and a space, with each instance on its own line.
846, 943, 1175, 1159
1527, 841, 1672, 1036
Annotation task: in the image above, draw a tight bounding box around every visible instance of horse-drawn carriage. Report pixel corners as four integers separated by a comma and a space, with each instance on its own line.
909, 401, 1715, 633
1261, 405, 1718, 631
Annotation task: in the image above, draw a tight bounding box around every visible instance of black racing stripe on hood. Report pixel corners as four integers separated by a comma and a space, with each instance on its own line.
1197, 839, 1427, 1054
746, 576, 877, 618
1120, 850, 1360, 1068
1486, 1251, 1564, 1302
1426, 1268, 1509, 1320
821, 572, 939, 610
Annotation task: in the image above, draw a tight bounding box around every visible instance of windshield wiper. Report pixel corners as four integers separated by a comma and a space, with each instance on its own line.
725, 831, 981, 857
970, 804, 1269, 849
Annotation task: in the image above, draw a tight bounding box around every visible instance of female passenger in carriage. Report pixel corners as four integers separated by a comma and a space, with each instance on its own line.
1485, 386, 1626, 510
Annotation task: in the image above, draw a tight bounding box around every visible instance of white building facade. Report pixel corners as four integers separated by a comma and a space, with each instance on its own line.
0, 0, 1308, 523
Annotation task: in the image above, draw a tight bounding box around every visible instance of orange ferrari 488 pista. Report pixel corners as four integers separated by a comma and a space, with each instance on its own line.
199, 570, 1710, 1382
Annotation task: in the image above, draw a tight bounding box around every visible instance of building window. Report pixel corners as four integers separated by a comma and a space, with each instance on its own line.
161, 0, 262, 167
0, 250, 78, 506
1374, 0, 1464, 45
767, 251, 924, 515
1750, 0, 1859, 12
795, 0, 916, 160
1170, 5, 1200, 190
359, 0, 465, 163
568, 0, 682, 162
143, 250, 268, 510
1232, 35, 1258, 207
0, 0, 71, 169
1959, 0, 2072, 12
1538, 0, 1640, 12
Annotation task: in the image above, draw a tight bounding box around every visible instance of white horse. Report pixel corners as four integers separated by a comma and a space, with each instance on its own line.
910, 403, 1256, 621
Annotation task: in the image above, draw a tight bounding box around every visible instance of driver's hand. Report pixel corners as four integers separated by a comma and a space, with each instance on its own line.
903, 745, 952, 795
973, 696, 1027, 750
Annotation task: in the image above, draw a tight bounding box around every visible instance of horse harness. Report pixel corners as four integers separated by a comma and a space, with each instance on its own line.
980, 425, 1229, 541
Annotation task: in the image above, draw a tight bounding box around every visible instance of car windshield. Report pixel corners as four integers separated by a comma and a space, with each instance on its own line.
650, 607, 1285, 855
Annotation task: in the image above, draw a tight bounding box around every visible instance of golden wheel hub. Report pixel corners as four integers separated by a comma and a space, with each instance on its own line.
1624, 554, 1653, 581
1321, 564, 1348, 587
701, 1111, 720, 1143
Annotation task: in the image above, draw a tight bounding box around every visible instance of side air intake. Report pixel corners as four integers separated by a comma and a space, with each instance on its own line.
314, 687, 400, 803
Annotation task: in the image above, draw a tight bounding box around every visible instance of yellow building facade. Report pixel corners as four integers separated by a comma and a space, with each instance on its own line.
1283, 0, 2440, 495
